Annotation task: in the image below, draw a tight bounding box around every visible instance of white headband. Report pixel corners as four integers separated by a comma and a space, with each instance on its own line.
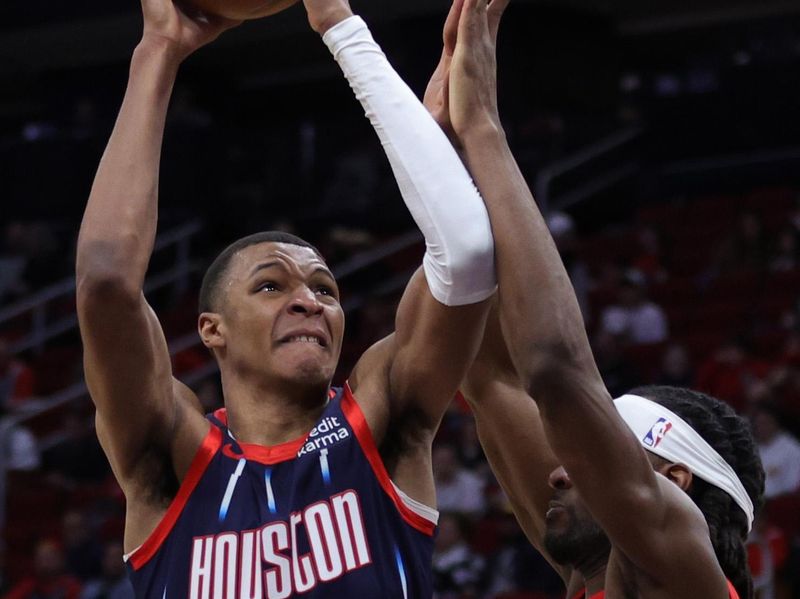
614, 394, 754, 531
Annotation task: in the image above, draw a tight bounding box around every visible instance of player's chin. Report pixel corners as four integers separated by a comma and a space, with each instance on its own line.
280, 358, 335, 387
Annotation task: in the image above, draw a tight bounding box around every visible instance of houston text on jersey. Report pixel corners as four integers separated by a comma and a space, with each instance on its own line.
189, 489, 371, 599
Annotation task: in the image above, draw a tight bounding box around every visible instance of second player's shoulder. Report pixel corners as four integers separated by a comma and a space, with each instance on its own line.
615, 474, 729, 598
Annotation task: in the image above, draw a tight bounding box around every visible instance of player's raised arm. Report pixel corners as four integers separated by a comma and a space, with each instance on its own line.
302, 0, 496, 506
446, 0, 728, 595
75, 0, 238, 517
461, 302, 570, 579
422, 0, 567, 574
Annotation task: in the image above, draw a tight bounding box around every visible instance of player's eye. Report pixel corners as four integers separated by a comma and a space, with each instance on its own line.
315, 285, 335, 297
257, 281, 279, 293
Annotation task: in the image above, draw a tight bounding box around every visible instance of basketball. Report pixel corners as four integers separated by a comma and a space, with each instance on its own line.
185, 0, 300, 20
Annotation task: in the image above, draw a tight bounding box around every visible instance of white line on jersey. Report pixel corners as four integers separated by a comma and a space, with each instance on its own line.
319, 448, 331, 485
394, 545, 408, 599
264, 467, 277, 514
218, 458, 246, 522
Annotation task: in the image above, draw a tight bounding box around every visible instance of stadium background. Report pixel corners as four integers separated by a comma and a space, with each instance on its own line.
1, 0, 799, 597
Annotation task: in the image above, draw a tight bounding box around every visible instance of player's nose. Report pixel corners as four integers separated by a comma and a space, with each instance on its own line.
288, 286, 323, 315
548, 465, 573, 490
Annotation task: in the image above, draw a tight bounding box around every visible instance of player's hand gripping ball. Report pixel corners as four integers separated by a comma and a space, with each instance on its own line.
183, 0, 299, 19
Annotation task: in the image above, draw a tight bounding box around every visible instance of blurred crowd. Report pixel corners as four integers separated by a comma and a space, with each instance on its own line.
2, 185, 800, 599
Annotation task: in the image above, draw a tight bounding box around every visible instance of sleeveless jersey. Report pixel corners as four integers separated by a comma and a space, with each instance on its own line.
126, 384, 437, 598
570, 578, 740, 599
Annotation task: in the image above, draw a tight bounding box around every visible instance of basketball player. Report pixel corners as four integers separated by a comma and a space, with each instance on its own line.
428, 0, 765, 597
76, 0, 497, 596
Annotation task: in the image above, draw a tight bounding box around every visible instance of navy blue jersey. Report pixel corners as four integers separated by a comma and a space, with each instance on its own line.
126, 384, 437, 598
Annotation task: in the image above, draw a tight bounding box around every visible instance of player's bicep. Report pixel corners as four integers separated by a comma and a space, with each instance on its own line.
79, 288, 176, 478
389, 268, 491, 429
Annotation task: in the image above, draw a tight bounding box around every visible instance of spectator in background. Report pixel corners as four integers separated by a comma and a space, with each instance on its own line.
62, 510, 103, 582
481, 512, 563, 598
79, 541, 133, 599
751, 403, 800, 500
747, 514, 789, 599
0, 339, 35, 410
547, 211, 591, 323
432, 512, 485, 599
600, 269, 669, 344
4, 539, 81, 599
593, 330, 642, 398
0, 403, 40, 472
696, 335, 770, 413
42, 408, 108, 488
433, 443, 486, 517
454, 418, 486, 473
631, 225, 668, 285
657, 343, 694, 388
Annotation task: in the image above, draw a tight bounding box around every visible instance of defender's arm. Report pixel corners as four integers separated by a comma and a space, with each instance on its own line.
450, 0, 726, 595
462, 302, 570, 580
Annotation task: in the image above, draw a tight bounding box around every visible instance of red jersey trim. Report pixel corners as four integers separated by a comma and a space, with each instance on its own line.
212, 408, 308, 465
340, 382, 436, 537
128, 423, 222, 571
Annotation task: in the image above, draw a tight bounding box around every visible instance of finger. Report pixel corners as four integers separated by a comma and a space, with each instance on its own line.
458, 0, 489, 41
443, 0, 466, 55
487, 0, 511, 42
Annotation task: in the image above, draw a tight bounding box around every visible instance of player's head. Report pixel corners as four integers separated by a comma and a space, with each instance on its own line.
543, 465, 611, 573
627, 385, 765, 599
198, 232, 344, 392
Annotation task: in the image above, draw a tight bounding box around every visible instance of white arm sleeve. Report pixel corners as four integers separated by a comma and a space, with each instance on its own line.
323, 16, 496, 306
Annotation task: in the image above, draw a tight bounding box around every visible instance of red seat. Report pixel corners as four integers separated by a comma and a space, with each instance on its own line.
766, 493, 800, 538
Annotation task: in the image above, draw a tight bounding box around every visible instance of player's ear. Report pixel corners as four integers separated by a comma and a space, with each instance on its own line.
199, 312, 226, 350
657, 462, 693, 491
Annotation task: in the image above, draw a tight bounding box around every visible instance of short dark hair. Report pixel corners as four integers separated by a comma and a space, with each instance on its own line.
198, 231, 323, 313
629, 385, 765, 599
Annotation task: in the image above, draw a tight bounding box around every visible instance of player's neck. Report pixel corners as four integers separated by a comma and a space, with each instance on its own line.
220, 374, 330, 446
579, 559, 607, 597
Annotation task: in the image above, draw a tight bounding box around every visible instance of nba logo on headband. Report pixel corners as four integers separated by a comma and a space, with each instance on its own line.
644, 418, 672, 448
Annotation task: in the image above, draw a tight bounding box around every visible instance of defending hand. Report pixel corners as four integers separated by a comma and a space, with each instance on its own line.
423, 0, 465, 141
448, 0, 510, 137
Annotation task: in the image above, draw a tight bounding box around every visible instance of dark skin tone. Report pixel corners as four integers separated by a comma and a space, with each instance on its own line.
434, 0, 733, 596
77, 0, 490, 553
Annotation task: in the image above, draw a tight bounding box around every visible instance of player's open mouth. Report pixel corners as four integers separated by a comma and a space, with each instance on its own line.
545, 501, 566, 520
284, 335, 327, 347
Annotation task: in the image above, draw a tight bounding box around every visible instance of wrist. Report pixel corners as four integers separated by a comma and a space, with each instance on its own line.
136, 33, 186, 67
459, 119, 506, 151
130, 38, 182, 92
310, 5, 354, 35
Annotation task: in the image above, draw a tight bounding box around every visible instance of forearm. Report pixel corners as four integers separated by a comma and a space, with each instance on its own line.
77, 38, 180, 290
460, 128, 664, 529
323, 17, 495, 306
460, 127, 595, 384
